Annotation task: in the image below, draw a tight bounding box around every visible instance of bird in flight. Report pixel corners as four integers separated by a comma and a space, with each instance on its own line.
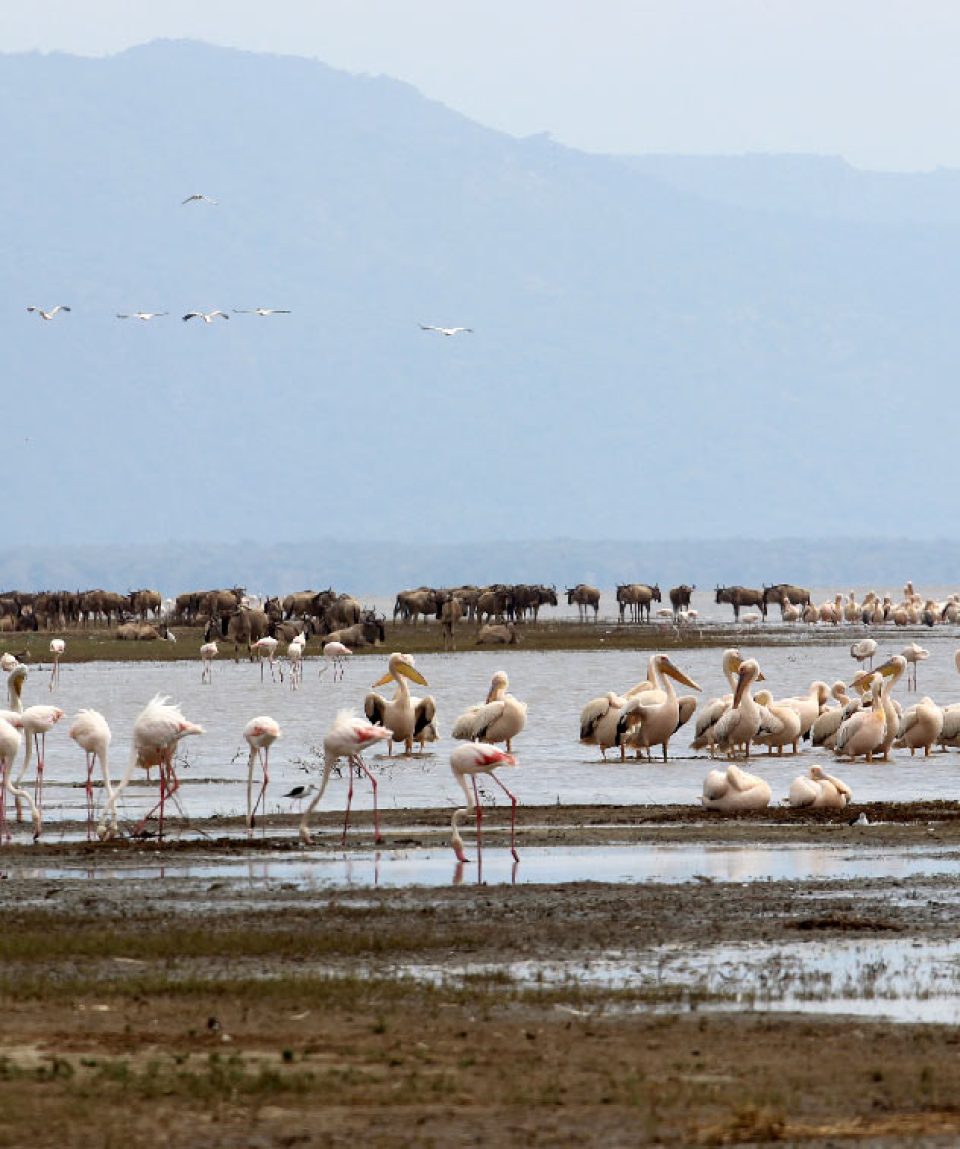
27, 306, 71, 321
419, 323, 473, 336
232, 308, 292, 317
181, 193, 218, 205
182, 310, 230, 323
117, 311, 169, 321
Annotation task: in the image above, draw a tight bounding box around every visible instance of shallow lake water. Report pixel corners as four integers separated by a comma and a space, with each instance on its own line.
15, 629, 960, 831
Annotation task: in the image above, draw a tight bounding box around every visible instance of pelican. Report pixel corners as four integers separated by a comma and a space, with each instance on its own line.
451, 670, 527, 752
26, 305, 70, 320
363, 652, 430, 756
900, 643, 929, 691
785, 764, 852, 809
700, 764, 772, 811
579, 691, 629, 760
232, 308, 291, 316
859, 654, 907, 760
418, 323, 473, 336
850, 638, 877, 670
713, 659, 765, 758
182, 310, 230, 323
834, 674, 886, 762
895, 697, 944, 757
811, 682, 856, 749
780, 681, 831, 739
690, 649, 743, 753
116, 312, 168, 321
617, 654, 700, 761
182, 193, 218, 204
753, 689, 802, 755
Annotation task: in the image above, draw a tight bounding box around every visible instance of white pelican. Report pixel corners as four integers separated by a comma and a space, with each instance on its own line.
781, 681, 830, 739
27, 305, 70, 320
713, 659, 765, 758
895, 697, 944, 757
243, 715, 281, 829
116, 312, 168, 320
182, 310, 230, 323
449, 742, 520, 864
451, 670, 527, 752
859, 654, 907, 760
299, 710, 392, 845
182, 193, 218, 204
785, 764, 852, 809
753, 689, 802, 755
811, 682, 856, 749
98, 696, 204, 840
579, 691, 629, 760
700, 764, 771, 811
363, 652, 430, 756
690, 649, 743, 753
850, 638, 877, 670
900, 643, 929, 691
618, 654, 700, 761
418, 323, 473, 336
233, 308, 291, 316
834, 674, 885, 762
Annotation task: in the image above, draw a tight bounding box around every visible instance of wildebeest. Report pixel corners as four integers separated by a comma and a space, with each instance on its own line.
477, 587, 513, 625
205, 607, 269, 660
476, 622, 520, 644
393, 588, 442, 625
616, 583, 661, 623
116, 623, 175, 641
511, 584, 558, 622
762, 583, 813, 616
437, 593, 464, 651
668, 585, 696, 619
325, 613, 386, 648
566, 584, 600, 622
715, 586, 767, 622
129, 588, 162, 621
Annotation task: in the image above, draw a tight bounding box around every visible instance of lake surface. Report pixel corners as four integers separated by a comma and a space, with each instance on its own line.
15, 628, 960, 830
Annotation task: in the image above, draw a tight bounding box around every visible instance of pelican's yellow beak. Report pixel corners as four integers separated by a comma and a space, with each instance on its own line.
663, 660, 701, 691
395, 661, 428, 686
372, 671, 393, 687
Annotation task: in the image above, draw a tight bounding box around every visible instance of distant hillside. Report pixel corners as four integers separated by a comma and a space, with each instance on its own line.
2, 41, 959, 551
0, 537, 955, 598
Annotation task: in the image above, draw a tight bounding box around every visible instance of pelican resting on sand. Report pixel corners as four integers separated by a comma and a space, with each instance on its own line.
785, 764, 852, 809
700, 764, 772, 811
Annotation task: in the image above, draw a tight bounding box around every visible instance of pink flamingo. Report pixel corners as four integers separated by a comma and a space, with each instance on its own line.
449, 742, 520, 864
243, 715, 281, 830
69, 709, 113, 839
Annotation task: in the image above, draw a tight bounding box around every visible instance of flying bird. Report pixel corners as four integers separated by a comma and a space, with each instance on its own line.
117, 312, 169, 321
232, 308, 292, 316
181, 193, 218, 205
27, 306, 70, 320
182, 311, 230, 324
418, 323, 473, 336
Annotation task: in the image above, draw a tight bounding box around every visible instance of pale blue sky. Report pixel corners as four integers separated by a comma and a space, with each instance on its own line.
4, 0, 958, 171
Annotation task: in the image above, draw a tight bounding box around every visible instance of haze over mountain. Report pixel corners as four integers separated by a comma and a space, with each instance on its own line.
3, 40, 958, 588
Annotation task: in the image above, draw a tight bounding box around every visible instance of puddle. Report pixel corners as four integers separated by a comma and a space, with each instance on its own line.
403, 937, 960, 1024
7, 841, 960, 888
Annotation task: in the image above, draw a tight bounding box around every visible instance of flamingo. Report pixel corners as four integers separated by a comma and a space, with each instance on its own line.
0, 716, 38, 842
116, 312, 168, 320
98, 696, 204, 841
449, 742, 520, 864
320, 641, 352, 682
49, 638, 65, 690
850, 638, 877, 670
232, 308, 291, 316
418, 323, 473, 336
299, 710, 392, 845
243, 715, 281, 830
900, 643, 929, 691
182, 310, 230, 323
8, 665, 64, 832
285, 635, 305, 689
68, 709, 113, 838
26, 305, 70, 320
200, 640, 218, 683
181, 193, 218, 205
250, 636, 279, 682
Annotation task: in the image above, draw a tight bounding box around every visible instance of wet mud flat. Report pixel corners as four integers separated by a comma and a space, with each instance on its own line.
4, 805, 960, 1147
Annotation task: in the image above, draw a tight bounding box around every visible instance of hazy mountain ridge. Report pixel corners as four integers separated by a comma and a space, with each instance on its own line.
2, 40, 957, 551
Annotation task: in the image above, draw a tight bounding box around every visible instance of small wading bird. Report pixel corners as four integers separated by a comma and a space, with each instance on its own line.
182, 310, 229, 323
27, 305, 70, 320
418, 323, 473, 336
299, 710, 392, 845
232, 308, 291, 316
181, 193, 218, 205
243, 715, 281, 830
116, 311, 169, 321
449, 742, 520, 864
98, 696, 204, 841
